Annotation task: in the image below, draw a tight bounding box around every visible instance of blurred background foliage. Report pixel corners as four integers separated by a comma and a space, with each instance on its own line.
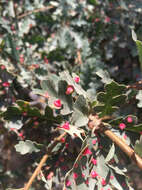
1, 0, 142, 189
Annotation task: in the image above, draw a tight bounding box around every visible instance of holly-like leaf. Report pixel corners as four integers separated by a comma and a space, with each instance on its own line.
15, 140, 41, 155
41, 79, 57, 98
105, 143, 115, 163
109, 171, 127, 190
2, 106, 22, 120
16, 100, 42, 117
94, 81, 126, 117
58, 80, 73, 115
59, 124, 84, 141
96, 154, 109, 179
132, 30, 142, 71
60, 71, 88, 99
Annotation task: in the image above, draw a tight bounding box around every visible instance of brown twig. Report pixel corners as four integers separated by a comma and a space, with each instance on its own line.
127, 80, 142, 90
24, 132, 66, 190
88, 115, 142, 170
103, 128, 142, 169
18, 6, 54, 19
76, 49, 83, 65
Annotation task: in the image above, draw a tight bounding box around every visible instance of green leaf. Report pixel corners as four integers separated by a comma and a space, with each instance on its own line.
126, 123, 142, 133
41, 80, 57, 98
15, 140, 40, 155
96, 155, 109, 179
74, 95, 88, 115
7, 34, 19, 63
60, 71, 88, 99
132, 30, 142, 71
109, 171, 126, 190
134, 136, 142, 157
16, 100, 42, 117
44, 105, 63, 123
58, 80, 73, 115
45, 105, 54, 118
95, 81, 126, 117
105, 143, 115, 163
2, 106, 22, 120
71, 95, 89, 126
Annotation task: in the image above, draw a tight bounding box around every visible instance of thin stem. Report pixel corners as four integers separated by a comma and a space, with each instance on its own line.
24, 132, 66, 190
103, 127, 142, 170
18, 6, 54, 19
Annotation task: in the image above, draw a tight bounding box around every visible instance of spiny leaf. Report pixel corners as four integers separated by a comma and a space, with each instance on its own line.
94, 81, 126, 117
16, 100, 42, 117
60, 71, 88, 99
2, 106, 22, 120
59, 124, 84, 141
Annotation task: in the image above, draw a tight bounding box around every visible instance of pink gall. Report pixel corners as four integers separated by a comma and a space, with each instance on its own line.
83, 147, 92, 155
127, 116, 133, 123
119, 123, 126, 130
54, 99, 62, 108
2, 82, 10, 87
91, 158, 97, 165
74, 76, 80, 83
101, 178, 106, 186
66, 85, 74, 95
91, 171, 98, 178
61, 122, 70, 130
73, 173, 78, 179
